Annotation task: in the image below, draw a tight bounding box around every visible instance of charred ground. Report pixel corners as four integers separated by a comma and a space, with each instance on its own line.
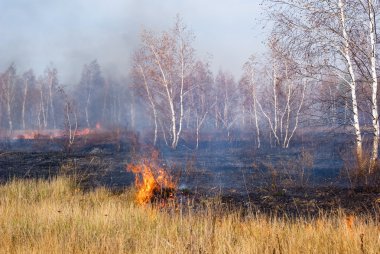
1, 128, 379, 218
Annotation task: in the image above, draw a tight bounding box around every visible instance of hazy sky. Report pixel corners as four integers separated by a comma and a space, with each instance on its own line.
0, 0, 268, 84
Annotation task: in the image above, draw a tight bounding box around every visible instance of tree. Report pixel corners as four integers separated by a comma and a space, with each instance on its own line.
44, 67, 58, 129
256, 37, 306, 148
265, 0, 380, 167
0, 64, 17, 132
132, 15, 196, 148
21, 70, 34, 130
240, 55, 261, 148
189, 60, 214, 148
77, 60, 105, 128
58, 87, 78, 151
214, 70, 241, 139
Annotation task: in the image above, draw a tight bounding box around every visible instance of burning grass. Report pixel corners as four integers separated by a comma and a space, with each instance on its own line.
126, 150, 176, 204
0, 177, 380, 253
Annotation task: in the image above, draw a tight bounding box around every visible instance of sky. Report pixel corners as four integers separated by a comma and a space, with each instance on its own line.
0, 0, 268, 84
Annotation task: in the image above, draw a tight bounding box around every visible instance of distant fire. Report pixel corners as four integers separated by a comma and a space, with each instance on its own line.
76, 128, 91, 136
126, 151, 176, 204
9, 127, 104, 140
12, 130, 63, 140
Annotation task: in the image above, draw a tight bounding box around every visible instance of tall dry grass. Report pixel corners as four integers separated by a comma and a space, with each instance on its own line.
0, 177, 379, 253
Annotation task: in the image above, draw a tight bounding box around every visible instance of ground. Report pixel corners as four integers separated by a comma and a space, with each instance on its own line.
0, 129, 379, 217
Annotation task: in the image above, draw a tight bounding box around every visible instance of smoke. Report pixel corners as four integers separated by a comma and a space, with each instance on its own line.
0, 0, 266, 84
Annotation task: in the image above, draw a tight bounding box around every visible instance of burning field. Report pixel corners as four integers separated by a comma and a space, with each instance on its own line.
3, 0, 380, 252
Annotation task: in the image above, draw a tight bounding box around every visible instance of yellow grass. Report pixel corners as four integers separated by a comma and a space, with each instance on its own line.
0, 177, 379, 253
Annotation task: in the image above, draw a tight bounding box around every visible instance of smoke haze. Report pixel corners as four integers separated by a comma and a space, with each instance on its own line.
0, 0, 266, 83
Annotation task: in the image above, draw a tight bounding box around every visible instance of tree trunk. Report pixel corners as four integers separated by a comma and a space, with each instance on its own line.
6, 99, 12, 133
339, 0, 363, 165
48, 76, 56, 129
175, 43, 185, 148
368, 0, 379, 172
139, 65, 158, 146
85, 91, 91, 128
22, 77, 29, 130
253, 97, 260, 148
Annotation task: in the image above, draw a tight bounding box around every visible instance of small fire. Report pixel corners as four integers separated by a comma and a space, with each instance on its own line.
76, 128, 91, 136
12, 130, 63, 140
9, 127, 104, 140
16, 132, 36, 140
126, 151, 176, 204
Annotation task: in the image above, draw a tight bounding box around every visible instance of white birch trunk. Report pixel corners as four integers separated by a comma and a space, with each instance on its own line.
367, 0, 379, 172
339, 0, 363, 164
175, 40, 185, 148
285, 82, 306, 148
48, 75, 56, 129
149, 45, 177, 148
6, 95, 12, 133
139, 65, 158, 146
85, 90, 91, 128
22, 77, 29, 130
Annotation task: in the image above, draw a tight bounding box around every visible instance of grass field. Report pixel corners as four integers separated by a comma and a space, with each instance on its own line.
0, 177, 379, 253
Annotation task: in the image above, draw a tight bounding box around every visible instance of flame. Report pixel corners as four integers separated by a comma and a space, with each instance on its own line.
12, 130, 63, 140
8, 125, 110, 141
16, 132, 35, 140
75, 128, 91, 136
126, 152, 176, 204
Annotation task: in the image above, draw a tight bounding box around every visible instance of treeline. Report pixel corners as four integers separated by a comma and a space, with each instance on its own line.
0, 61, 131, 133
265, 0, 380, 171
2, 9, 380, 154
131, 16, 361, 149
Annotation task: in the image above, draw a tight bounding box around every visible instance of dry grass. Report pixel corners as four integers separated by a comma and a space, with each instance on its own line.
0, 177, 379, 253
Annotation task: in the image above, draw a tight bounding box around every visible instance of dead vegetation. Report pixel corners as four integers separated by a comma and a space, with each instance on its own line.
0, 176, 379, 253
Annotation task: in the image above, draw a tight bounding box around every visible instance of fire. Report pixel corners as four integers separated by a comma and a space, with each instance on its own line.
11, 130, 63, 140
75, 128, 91, 136
16, 132, 36, 140
126, 152, 176, 204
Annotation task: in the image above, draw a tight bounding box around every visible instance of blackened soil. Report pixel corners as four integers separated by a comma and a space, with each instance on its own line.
218, 186, 380, 217
0, 135, 379, 218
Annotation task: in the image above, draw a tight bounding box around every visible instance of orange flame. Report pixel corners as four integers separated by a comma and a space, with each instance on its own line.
10, 127, 103, 140
126, 152, 176, 204
76, 128, 91, 136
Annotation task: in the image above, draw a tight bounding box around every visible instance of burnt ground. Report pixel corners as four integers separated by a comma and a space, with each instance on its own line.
0, 130, 380, 217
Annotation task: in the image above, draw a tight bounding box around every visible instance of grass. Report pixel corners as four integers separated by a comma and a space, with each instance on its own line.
0, 177, 379, 253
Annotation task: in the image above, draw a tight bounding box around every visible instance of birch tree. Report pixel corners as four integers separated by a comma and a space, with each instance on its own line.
361, 0, 379, 172
77, 60, 104, 128
240, 55, 261, 148
21, 70, 34, 130
265, 0, 380, 165
44, 67, 58, 129
0, 64, 17, 132
214, 70, 241, 139
190, 60, 214, 148
257, 38, 306, 148
133, 16, 195, 148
